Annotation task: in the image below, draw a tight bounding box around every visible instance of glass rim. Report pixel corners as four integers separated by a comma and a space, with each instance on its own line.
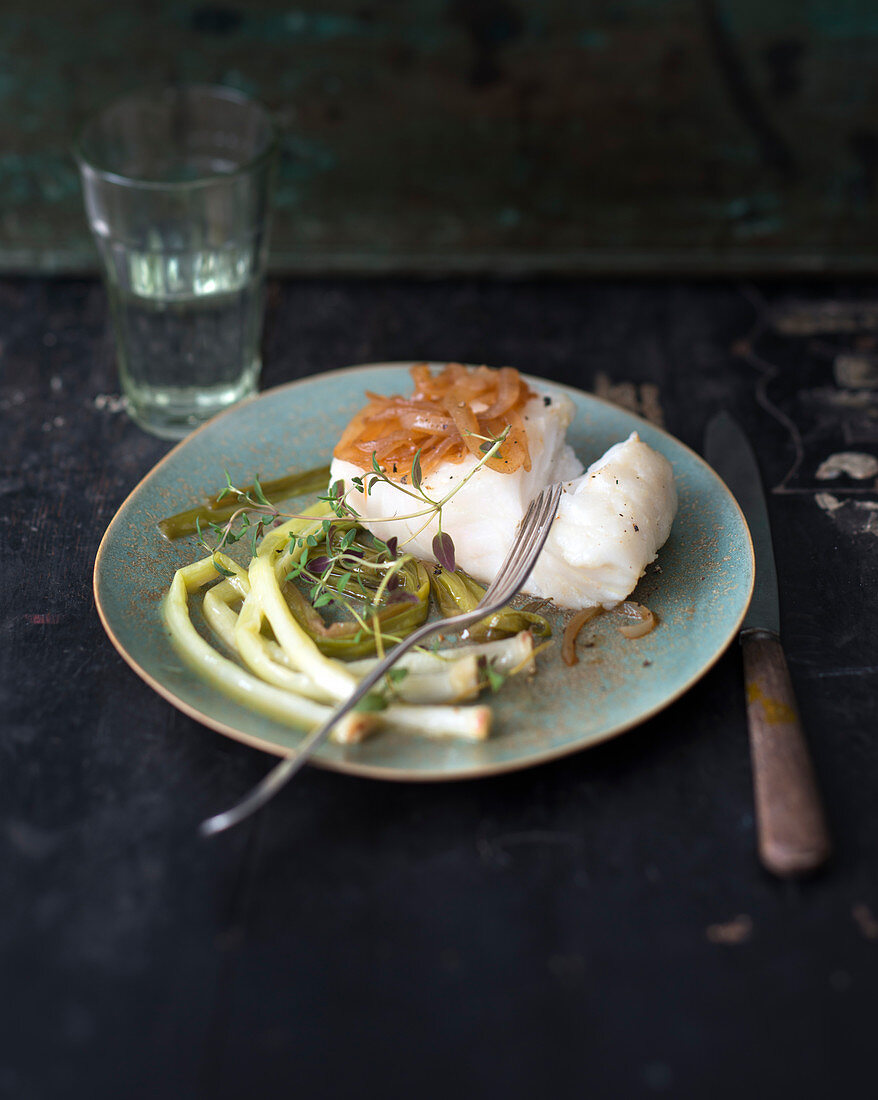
73, 83, 278, 192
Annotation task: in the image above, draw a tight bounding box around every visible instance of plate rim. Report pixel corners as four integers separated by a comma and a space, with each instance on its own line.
94, 362, 755, 782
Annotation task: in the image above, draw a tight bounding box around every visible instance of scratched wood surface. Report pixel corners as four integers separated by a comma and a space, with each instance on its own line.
6, 0, 878, 275
2, 277, 877, 1099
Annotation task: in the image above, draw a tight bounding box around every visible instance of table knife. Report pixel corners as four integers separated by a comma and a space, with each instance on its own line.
704, 412, 831, 877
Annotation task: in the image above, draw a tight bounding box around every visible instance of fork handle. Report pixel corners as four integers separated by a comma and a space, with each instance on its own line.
199, 607, 484, 836
741, 630, 831, 877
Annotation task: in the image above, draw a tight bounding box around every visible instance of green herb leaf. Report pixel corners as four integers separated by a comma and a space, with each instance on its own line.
486, 664, 506, 693
354, 691, 389, 712
211, 557, 236, 578
411, 450, 423, 488
386, 667, 409, 685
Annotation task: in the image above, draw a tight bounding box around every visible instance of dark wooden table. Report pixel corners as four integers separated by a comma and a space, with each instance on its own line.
2, 277, 876, 1100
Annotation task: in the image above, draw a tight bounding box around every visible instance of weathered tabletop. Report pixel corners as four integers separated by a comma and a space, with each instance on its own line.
2, 278, 876, 1099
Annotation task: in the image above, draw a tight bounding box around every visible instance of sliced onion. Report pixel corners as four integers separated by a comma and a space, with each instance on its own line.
618, 601, 656, 639
480, 367, 520, 419
562, 607, 601, 666
428, 435, 456, 464
444, 393, 483, 458
334, 363, 536, 479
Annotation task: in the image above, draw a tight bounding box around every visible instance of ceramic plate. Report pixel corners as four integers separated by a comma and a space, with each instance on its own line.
94, 363, 754, 781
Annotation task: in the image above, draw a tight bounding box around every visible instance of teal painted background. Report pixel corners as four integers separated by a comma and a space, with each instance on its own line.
4, 0, 878, 274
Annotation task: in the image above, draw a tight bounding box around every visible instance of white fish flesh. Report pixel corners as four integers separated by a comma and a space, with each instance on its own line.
329, 391, 677, 609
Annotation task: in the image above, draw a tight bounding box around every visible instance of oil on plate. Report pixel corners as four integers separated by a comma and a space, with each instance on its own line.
94, 363, 754, 781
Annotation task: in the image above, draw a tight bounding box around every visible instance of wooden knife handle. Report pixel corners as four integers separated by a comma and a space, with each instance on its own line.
741, 631, 831, 877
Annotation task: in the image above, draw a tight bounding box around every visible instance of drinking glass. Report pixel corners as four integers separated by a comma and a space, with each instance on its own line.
75, 85, 278, 439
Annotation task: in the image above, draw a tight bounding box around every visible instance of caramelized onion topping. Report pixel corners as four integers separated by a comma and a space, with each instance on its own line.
618, 602, 656, 639
334, 363, 536, 479
562, 607, 601, 666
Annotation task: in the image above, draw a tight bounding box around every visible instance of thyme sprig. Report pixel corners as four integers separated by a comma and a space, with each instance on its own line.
195, 422, 511, 642
323, 423, 511, 574
195, 474, 283, 576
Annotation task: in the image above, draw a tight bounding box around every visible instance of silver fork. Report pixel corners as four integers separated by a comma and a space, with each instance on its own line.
200, 482, 563, 836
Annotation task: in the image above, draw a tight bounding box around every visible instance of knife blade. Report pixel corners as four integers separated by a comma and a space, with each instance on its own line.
705, 412, 831, 877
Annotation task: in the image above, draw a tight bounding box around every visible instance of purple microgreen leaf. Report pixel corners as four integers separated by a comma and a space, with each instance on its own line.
308, 555, 331, 574
432, 531, 456, 573
386, 589, 419, 606
387, 572, 400, 590
385, 536, 398, 559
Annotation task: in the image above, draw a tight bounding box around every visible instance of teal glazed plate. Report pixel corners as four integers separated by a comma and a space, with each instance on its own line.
94, 363, 755, 781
